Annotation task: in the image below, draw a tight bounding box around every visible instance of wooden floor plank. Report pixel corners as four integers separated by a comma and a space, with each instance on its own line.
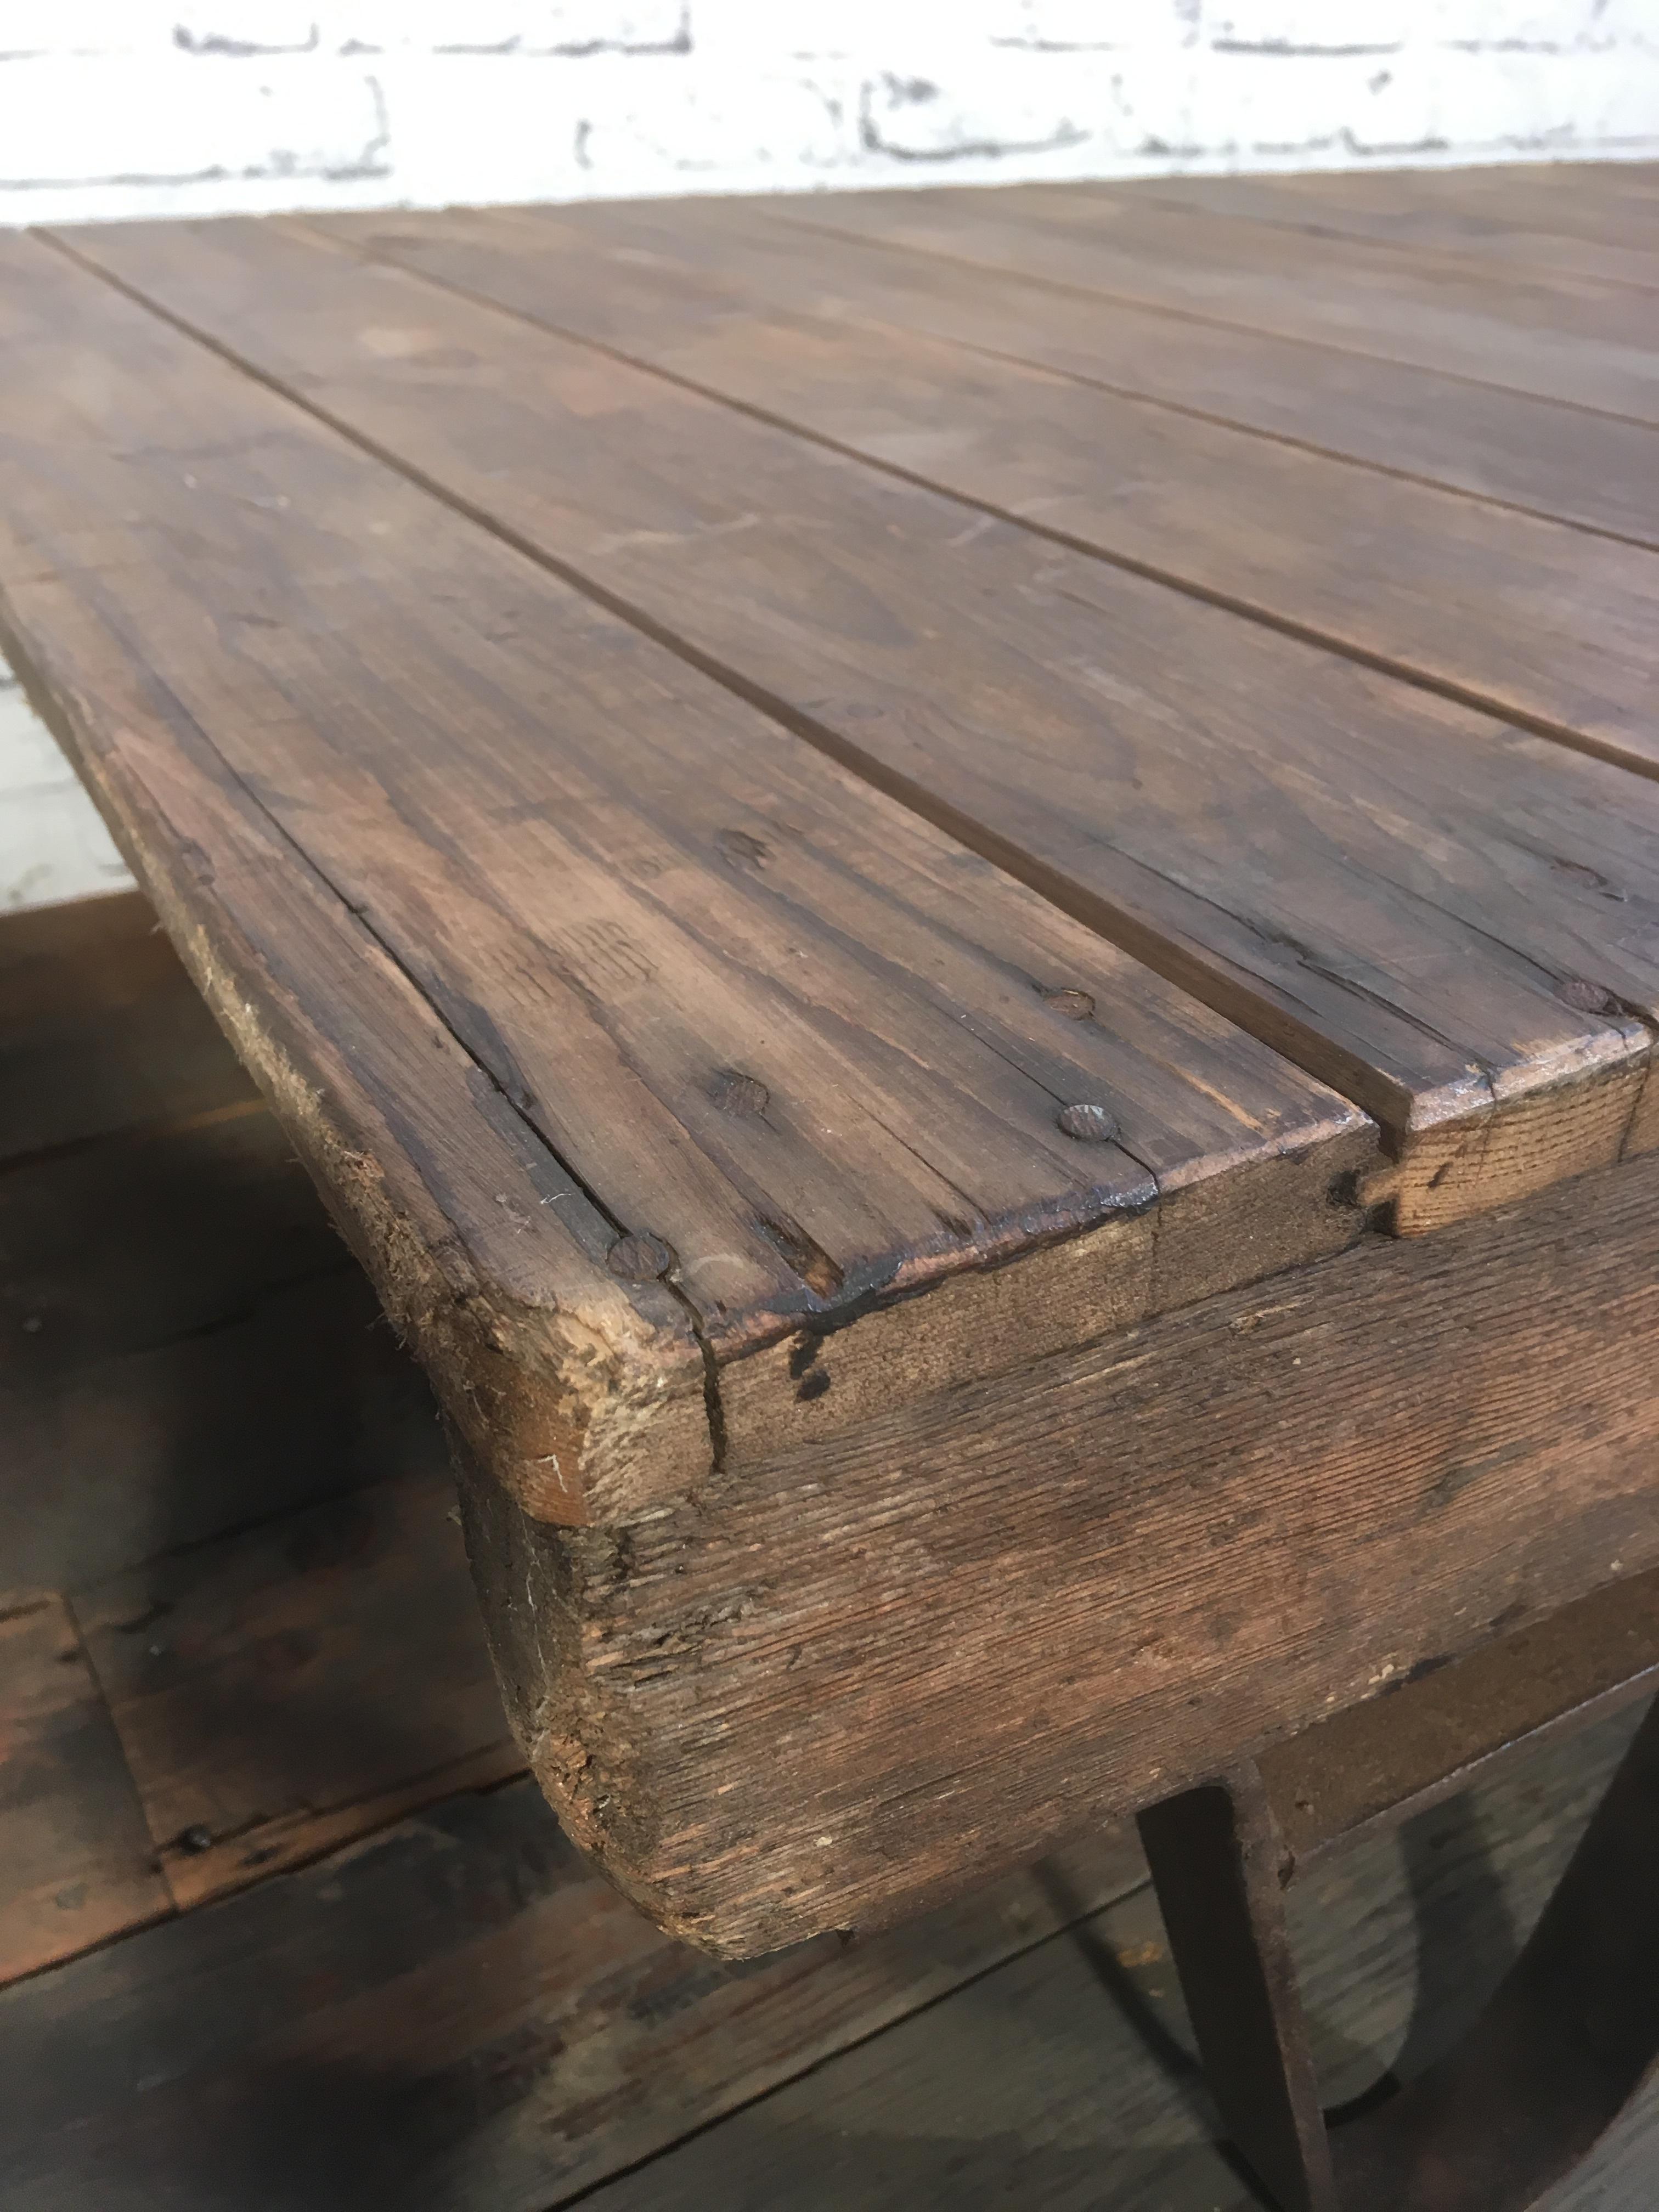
0, 224, 1377, 1514
73, 1470, 521, 1910
577, 1704, 1650, 2211
58, 211, 1659, 1235
327, 195, 1659, 551
0, 889, 254, 1167
0, 889, 448, 1592
769, 180, 1659, 424
1138, 166, 1659, 296
0, 1776, 1146, 2211
1, 1097, 443, 1592
0, 1592, 170, 1983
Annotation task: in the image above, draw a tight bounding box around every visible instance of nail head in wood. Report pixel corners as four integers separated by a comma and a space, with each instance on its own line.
1057, 1102, 1120, 1144
709, 1069, 770, 1118
606, 1232, 676, 1282
1041, 986, 1096, 1020
1560, 977, 1617, 1014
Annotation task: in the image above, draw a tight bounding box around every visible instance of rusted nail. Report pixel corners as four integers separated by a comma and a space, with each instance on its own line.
709, 1069, 770, 1117
177, 1824, 213, 1855
1559, 977, 1617, 1015
607, 1232, 676, 1282
1057, 1102, 1120, 1144
1041, 986, 1096, 1020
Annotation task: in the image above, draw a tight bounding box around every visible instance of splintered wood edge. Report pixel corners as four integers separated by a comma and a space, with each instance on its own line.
1359, 1040, 1657, 1237
11, 588, 1655, 1526
0, 607, 712, 1528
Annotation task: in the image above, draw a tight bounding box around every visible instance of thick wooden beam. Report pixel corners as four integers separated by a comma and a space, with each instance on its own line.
458, 1146, 1659, 1954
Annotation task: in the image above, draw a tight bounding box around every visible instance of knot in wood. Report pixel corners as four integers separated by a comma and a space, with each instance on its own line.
1057, 1102, 1121, 1144
607, 1232, 676, 1282
709, 1069, 770, 1117
1041, 986, 1096, 1020
1559, 977, 1617, 1015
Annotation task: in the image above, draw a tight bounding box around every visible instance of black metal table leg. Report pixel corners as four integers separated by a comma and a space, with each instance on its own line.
1139, 1645, 1659, 2212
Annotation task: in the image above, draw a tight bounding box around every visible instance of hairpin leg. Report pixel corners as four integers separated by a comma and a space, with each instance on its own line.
1139, 1696, 1659, 2212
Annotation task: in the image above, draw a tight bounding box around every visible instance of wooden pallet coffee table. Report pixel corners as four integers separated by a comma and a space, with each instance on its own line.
3, 159, 1657, 2209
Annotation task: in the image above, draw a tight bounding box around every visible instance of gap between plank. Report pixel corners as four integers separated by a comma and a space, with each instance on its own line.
36, 227, 1423, 1146
42, 222, 1647, 1189
286, 210, 1659, 786
1118, 184, 1659, 302
774, 201, 1659, 438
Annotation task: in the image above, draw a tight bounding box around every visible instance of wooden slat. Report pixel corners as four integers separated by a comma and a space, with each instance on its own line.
0, 225, 1375, 1519
0, 1593, 169, 1982
329, 196, 1659, 551
311, 198, 1659, 756
60, 211, 1659, 1239
1139, 165, 1659, 296
770, 179, 1659, 422
577, 1706, 1647, 2212
74, 1470, 521, 1910
0, 1775, 1146, 2211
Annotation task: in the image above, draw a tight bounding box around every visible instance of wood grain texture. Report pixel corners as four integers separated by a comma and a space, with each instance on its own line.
460, 1147, 1659, 1954
1138, 164, 1659, 297
772, 179, 1659, 424
411, 191, 1659, 765
579, 1706, 1648, 2211
0, 1593, 170, 1982
0, 224, 1375, 1520
0, 1775, 1145, 2211
61, 211, 1659, 1237
74, 1470, 521, 1909
325, 193, 1659, 551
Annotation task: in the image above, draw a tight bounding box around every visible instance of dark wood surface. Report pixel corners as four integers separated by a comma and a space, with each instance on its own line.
5, 894, 1659, 2204
0, 1191, 1651, 2205
3, 162, 1658, 1953
50, 208, 1659, 1236
461, 1144, 1659, 1950
774, 177, 1659, 420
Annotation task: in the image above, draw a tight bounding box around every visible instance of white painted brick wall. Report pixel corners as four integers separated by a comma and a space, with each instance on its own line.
1, 1, 1655, 907
1, 0, 1653, 227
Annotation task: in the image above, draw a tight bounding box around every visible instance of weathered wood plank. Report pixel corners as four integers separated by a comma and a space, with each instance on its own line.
62, 212, 1659, 1238
577, 1705, 1649, 2211
74, 1470, 521, 1910
0, 1593, 170, 1983
770, 180, 1659, 422
0, 889, 253, 1166
0, 225, 1374, 1519
322, 195, 1659, 551
460, 1147, 1659, 1952
1139, 166, 1659, 296
331, 196, 1659, 766
0, 1776, 1146, 2211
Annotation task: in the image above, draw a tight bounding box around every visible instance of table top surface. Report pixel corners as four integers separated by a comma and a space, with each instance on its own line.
2, 160, 1657, 1521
